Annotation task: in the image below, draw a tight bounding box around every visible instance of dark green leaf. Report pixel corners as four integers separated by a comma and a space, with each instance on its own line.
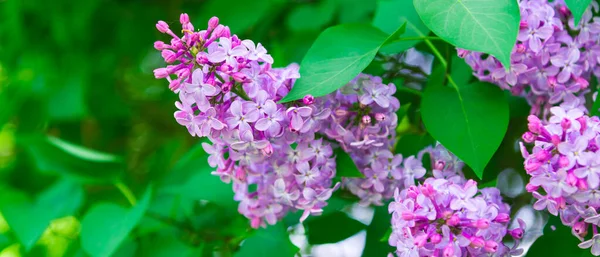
159, 169, 236, 208
413, 0, 520, 69
1, 179, 84, 251
396, 102, 412, 123
286, 0, 337, 31
234, 223, 298, 257
280, 23, 405, 102
527, 216, 594, 257
361, 205, 394, 257
592, 89, 600, 117
421, 68, 509, 178
305, 211, 366, 244
565, 0, 593, 26
80, 187, 152, 257
395, 133, 435, 157
373, 0, 429, 54
335, 149, 366, 178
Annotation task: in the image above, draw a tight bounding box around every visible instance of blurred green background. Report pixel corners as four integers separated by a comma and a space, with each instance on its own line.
0, 0, 380, 256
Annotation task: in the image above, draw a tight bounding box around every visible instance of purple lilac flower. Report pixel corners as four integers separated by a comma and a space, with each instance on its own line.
521, 95, 600, 256
460, 0, 600, 114
388, 178, 524, 257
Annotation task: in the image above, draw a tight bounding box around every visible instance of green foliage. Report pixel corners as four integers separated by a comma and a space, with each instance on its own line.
565, 0, 593, 26
373, 0, 429, 54
234, 223, 299, 257
421, 67, 509, 178
280, 23, 406, 102
413, 0, 520, 69
305, 211, 366, 244
335, 149, 366, 178
80, 187, 152, 257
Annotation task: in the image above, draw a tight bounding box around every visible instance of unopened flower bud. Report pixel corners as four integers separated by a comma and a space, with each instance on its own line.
576, 77, 589, 89
362, 115, 371, 125
180, 13, 190, 24
561, 118, 572, 130
516, 43, 526, 53
261, 143, 274, 157
484, 240, 499, 253
375, 113, 386, 122
522, 132, 536, 143
520, 20, 528, 29
232, 72, 248, 83
525, 183, 539, 192
302, 94, 315, 105
494, 213, 510, 223
162, 50, 177, 63
434, 160, 446, 170
509, 228, 524, 239
221, 81, 233, 93
474, 219, 490, 229
156, 20, 170, 33
457, 49, 470, 58
469, 236, 485, 248
153, 68, 170, 79
154, 41, 169, 50
430, 233, 442, 244
208, 16, 220, 31
573, 221, 588, 237
559, 155, 570, 168
447, 215, 460, 226
169, 79, 181, 91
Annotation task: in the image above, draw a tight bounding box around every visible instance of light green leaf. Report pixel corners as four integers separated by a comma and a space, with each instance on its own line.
80, 187, 152, 257
235, 223, 298, 257
565, 0, 593, 26
160, 170, 236, 208
20, 135, 123, 183
413, 0, 520, 69
1, 179, 84, 251
373, 0, 429, 54
335, 149, 366, 178
280, 23, 405, 102
305, 211, 366, 244
421, 68, 509, 178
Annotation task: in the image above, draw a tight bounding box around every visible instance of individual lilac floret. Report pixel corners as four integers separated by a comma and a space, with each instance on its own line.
154, 14, 339, 228
521, 95, 600, 256
459, 0, 600, 115
388, 178, 524, 257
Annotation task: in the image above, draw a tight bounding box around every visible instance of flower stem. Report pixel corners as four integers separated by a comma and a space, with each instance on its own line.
115, 180, 137, 206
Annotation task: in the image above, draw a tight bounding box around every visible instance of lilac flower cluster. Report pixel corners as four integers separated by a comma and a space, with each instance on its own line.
521, 95, 600, 255
154, 15, 339, 228
460, 0, 600, 114
388, 177, 525, 257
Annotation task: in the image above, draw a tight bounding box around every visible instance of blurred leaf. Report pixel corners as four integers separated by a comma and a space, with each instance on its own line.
235, 223, 298, 257
1, 179, 84, 251
335, 149, 365, 178
160, 171, 236, 208
527, 216, 594, 257
592, 88, 600, 117
421, 68, 509, 178
47, 74, 87, 121
338, 0, 376, 23
80, 187, 152, 257
280, 23, 406, 102
396, 102, 412, 123
373, 0, 429, 54
413, 0, 520, 69
362, 205, 394, 257
196, 0, 276, 33
565, 0, 592, 26
140, 232, 204, 257
395, 133, 435, 157
20, 135, 123, 183
305, 211, 366, 244
287, 0, 337, 31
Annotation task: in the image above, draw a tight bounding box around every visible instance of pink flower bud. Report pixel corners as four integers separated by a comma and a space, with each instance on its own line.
234, 167, 246, 182
180, 13, 190, 24
169, 79, 181, 91
474, 219, 490, 229
211, 25, 225, 39
559, 5, 571, 16
559, 155, 570, 168
421, 183, 435, 197
527, 115, 542, 133
551, 135, 561, 146
561, 118, 571, 130
161, 49, 177, 63
208, 16, 220, 30
251, 218, 261, 229
484, 240, 499, 253
221, 26, 231, 38
434, 160, 446, 171
576, 77, 589, 89
232, 72, 248, 83
548, 76, 557, 88
573, 221, 588, 237
522, 132, 536, 143
221, 81, 233, 93
535, 150, 550, 162
525, 183, 538, 192
219, 63, 234, 73
519, 20, 528, 29
154, 41, 169, 50
196, 54, 209, 65
375, 113, 386, 122
430, 233, 442, 244
302, 94, 315, 105
567, 171, 578, 186
516, 43, 526, 53
525, 160, 541, 173
494, 213, 510, 223
362, 115, 371, 125
469, 236, 485, 248
156, 20, 170, 33
414, 234, 428, 248
447, 215, 460, 226
153, 68, 170, 79
261, 143, 274, 157
457, 49, 470, 58
443, 245, 455, 257
509, 228, 524, 239
577, 117, 587, 131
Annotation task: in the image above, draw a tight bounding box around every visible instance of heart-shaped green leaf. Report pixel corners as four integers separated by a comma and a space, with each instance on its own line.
565, 0, 593, 26
413, 0, 520, 69
421, 68, 509, 178
280, 23, 405, 102
335, 149, 366, 178
373, 0, 429, 54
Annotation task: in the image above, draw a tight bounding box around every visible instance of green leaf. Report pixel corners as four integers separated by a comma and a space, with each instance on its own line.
196, 0, 276, 33
421, 68, 509, 178
280, 23, 405, 102
80, 187, 153, 257
235, 223, 299, 257
1, 179, 84, 251
335, 149, 365, 178
413, 0, 520, 69
527, 216, 594, 257
373, 0, 429, 54
395, 133, 435, 157
305, 211, 366, 244
565, 0, 593, 26
286, 0, 337, 31
592, 88, 600, 117
20, 135, 123, 183
396, 102, 412, 123
160, 170, 236, 208
361, 205, 394, 257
